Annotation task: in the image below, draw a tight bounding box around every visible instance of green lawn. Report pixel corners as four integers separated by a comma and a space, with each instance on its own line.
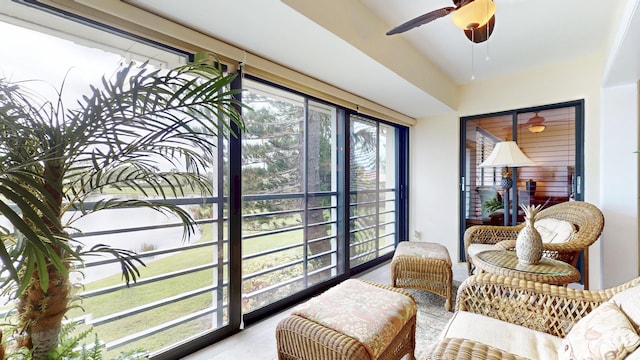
0, 214, 328, 357
70, 223, 305, 356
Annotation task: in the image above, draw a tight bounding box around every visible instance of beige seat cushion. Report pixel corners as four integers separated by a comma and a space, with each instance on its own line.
440, 311, 561, 359
394, 241, 451, 262
467, 244, 497, 259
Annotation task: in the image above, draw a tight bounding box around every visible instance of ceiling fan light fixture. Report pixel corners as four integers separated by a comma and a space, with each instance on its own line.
451, 0, 496, 30
528, 124, 546, 133
527, 112, 546, 133
464, 14, 495, 43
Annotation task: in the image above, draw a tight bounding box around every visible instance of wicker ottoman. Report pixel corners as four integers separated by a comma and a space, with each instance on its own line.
276, 279, 417, 360
391, 241, 453, 311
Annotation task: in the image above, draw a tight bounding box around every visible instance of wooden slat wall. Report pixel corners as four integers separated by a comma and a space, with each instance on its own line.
516, 109, 575, 200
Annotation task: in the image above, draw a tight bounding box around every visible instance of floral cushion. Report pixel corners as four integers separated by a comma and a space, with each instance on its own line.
394, 241, 451, 262
558, 302, 640, 360
611, 285, 640, 331
292, 279, 416, 358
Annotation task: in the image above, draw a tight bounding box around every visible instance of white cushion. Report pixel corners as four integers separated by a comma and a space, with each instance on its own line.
558, 302, 640, 360
441, 311, 561, 359
535, 218, 575, 243
611, 285, 640, 330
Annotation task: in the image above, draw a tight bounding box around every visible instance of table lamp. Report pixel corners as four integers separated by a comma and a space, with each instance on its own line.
479, 141, 535, 225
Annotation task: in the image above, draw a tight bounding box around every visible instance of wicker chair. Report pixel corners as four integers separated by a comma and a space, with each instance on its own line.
422, 273, 640, 359
464, 201, 604, 278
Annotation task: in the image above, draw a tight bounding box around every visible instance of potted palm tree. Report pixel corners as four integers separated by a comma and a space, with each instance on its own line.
0, 60, 243, 358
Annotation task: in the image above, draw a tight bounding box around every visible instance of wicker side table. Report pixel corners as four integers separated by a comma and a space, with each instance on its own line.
391, 241, 453, 311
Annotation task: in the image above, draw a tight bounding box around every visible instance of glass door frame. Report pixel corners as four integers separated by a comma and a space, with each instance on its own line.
346, 113, 410, 272
459, 100, 585, 261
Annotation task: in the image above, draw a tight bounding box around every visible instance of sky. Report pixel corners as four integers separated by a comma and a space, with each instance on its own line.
1, 20, 125, 104
0, 19, 204, 174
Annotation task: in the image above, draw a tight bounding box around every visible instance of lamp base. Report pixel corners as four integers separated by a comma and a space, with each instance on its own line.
500, 176, 513, 226
500, 177, 513, 190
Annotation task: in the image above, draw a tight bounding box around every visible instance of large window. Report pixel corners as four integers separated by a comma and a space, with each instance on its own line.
0, 12, 409, 360
0, 16, 234, 359
241, 78, 341, 313
349, 116, 398, 267
237, 81, 407, 319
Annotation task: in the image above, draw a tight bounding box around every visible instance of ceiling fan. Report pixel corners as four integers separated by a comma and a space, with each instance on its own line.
386, 0, 496, 43
524, 112, 546, 133
501, 112, 547, 133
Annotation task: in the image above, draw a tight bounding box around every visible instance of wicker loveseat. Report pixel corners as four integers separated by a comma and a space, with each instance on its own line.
421, 273, 640, 359
464, 201, 605, 278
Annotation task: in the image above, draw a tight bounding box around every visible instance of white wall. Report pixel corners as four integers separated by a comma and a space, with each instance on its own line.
410, 112, 460, 258
600, 83, 639, 287
409, 54, 631, 288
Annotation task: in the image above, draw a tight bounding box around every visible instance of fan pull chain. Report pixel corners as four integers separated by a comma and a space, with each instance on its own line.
471, 34, 476, 81
485, 23, 490, 61
486, 0, 491, 61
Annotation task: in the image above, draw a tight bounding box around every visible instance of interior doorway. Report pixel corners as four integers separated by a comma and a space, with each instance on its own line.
459, 100, 585, 276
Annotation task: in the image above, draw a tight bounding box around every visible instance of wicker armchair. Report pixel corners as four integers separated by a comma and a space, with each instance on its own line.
464, 201, 604, 277
422, 273, 640, 359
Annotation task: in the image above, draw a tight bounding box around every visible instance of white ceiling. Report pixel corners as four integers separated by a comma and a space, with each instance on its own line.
127, 0, 639, 119
364, 0, 620, 84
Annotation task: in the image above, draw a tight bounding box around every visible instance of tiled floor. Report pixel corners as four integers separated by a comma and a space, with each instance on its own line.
183, 261, 469, 360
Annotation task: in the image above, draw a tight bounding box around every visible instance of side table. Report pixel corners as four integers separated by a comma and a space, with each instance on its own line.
473, 250, 581, 286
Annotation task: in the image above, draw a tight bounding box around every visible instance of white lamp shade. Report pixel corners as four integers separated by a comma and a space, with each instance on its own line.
479, 141, 535, 168
451, 0, 496, 30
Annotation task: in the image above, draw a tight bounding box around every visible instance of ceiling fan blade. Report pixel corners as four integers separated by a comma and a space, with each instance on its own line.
386, 7, 456, 35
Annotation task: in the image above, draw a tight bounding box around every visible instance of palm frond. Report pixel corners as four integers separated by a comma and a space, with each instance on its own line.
0, 60, 244, 345
81, 244, 145, 286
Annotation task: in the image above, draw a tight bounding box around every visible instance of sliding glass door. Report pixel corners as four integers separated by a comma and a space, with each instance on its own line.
349, 116, 400, 268
240, 78, 341, 314
460, 101, 584, 257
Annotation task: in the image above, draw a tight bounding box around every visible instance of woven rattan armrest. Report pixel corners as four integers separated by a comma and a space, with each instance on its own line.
455, 273, 640, 338
421, 337, 527, 360
464, 225, 523, 248
464, 224, 523, 274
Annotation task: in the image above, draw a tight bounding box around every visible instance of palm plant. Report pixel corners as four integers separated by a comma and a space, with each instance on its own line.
0, 61, 243, 358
